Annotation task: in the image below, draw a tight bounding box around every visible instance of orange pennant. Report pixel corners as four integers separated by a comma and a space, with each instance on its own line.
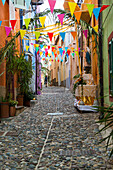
74, 11, 82, 23
71, 31, 77, 40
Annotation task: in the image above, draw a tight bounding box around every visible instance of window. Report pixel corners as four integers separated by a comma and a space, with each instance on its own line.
108, 32, 113, 100
12, 0, 26, 9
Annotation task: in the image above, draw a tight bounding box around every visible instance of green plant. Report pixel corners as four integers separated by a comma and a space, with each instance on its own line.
73, 74, 86, 94
9, 100, 18, 106
24, 90, 35, 101
96, 105, 113, 158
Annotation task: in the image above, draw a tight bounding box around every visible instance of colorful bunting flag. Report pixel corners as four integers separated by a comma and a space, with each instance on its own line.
48, 32, 53, 41
59, 48, 63, 56
48, 45, 50, 50
71, 31, 77, 40
65, 47, 68, 52
86, 4, 94, 17
93, 7, 101, 20
0, 21, 2, 26
39, 16, 46, 27
10, 20, 17, 30
24, 18, 31, 29
40, 44, 43, 49
5, 26, 11, 37
68, 2, 77, 16
2, 0, 6, 5
93, 25, 98, 33
48, 0, 56, 14
35, 31, 40, 41
57, 14, 65, 25
36, 47, 39, 52
31, 43, 33, 45
60, 32, 66, 42
74, 11, 82, 23
26, 46, 29, 51
20, 30, 26, 39
100, 5, 110, 13
83, 29, 88, 39
67, 49, 71, 56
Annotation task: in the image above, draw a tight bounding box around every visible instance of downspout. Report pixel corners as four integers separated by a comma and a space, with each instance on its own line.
99, 0, 104, 119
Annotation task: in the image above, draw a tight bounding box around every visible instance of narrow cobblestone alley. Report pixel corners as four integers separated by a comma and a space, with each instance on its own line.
0, 87, 113, 169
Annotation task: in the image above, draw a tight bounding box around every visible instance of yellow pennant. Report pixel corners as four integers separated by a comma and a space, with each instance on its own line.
93, 25, 98, 33
26, 46, 29, 51
68, 2, 77, 16
35, 31, 40, 41
44, 45, 47, 49
24, 18, 31, 29
39, 16, 46, 27
40, 51, 43, 56
20, 30, 26, 39
36, 44, 39, 47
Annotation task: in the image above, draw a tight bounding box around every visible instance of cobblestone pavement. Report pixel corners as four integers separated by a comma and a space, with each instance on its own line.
0, 87, 113, 169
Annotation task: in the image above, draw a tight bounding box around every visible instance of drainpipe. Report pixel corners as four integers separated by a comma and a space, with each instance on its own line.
99, 0, 104, 119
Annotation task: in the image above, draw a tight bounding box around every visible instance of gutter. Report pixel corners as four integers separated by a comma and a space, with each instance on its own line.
99, 0, 104, 119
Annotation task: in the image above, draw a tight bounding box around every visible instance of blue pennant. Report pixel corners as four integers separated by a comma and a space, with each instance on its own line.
0, 21, 2, 26
93, 7, 101, 20
65, 47, 68, 52
60, 32, 66, 42
2, 0, 6, 5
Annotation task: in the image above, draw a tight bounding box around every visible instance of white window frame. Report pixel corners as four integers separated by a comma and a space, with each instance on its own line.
12, 0, 26, 9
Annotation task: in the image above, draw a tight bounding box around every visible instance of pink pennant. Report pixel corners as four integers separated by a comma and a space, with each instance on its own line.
48, 0, 56, 14
57, 14, 65, 25
31, 43, 33, 45
83, 29, 88, 39
45, 48, 48, 53
5, 26, 11, 37
63, 50, 65, 55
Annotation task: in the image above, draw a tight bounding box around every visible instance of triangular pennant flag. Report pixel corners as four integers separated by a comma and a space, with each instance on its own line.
10, 20, 17, 30
57, 14, 65, 25
36, 47, 39, 52
60, 32, 66, 42
48, 32, 53, 42
36, 44, 39, 47
20, 30, 26, 39
83, 29, 88, 39
40, 44, 43, 49
48, 45, 50, 50
5, 26, 11, 37
65, 47, 68, 52
24, 18, 31, 29
26, 46, 29, 51
26, 0, 31, 9
74, 11, 82, 23
68, 2, 77, 16
93, 25, 98, 33
93, 7, 101, 20
48, 0, 56, 14
34, 44, 36, 48
59, 48, 63, 56
86, 4, 94, 17
39, 16, 46, 27
35, 31, 40, 41
100, 5, 110, 13
67, 49, 71, 56
71, 31, 77, 40
0, 21, 2, 26
2, 0, 6, 5
40, 51, 43, 56
31, 43, 33, 45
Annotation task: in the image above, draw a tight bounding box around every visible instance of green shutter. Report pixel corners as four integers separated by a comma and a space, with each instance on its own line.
109, 39, 113, 95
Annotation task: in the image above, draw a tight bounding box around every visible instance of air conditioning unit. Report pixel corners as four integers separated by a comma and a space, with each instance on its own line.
31, 0, 44, 5
12, 0, 26, 9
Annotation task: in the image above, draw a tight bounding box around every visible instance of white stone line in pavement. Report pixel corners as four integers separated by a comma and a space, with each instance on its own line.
35, 117, 54, 170
2, 131, 8, 137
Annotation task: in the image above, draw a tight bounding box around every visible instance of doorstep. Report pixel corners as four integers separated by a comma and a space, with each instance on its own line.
15, 106, 26, 116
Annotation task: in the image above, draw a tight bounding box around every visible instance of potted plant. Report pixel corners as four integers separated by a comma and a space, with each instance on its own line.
0, 97, 9, 118
24, 91, 35, 107
9, 100, 18, 117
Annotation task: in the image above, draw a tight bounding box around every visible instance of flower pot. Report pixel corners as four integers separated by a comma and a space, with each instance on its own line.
0, 102, 9, 118
17, 95, 24, 106
10, 106, 16, 117
24, 100, 30, 107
